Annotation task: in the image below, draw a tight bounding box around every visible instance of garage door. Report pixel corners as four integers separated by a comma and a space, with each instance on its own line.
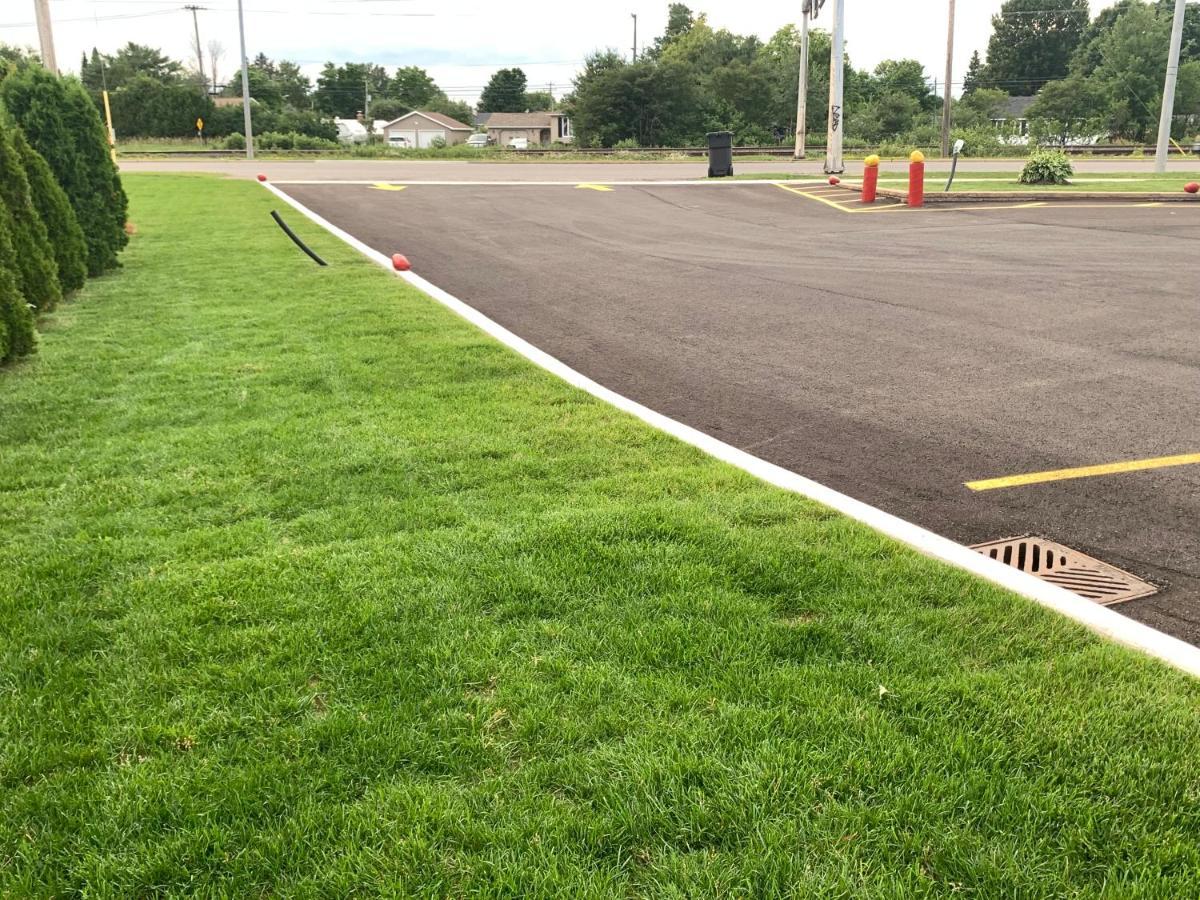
417, 130, 447, 148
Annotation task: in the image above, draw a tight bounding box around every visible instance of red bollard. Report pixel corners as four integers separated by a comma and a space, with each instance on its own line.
862, 154, 880, 204
907, 150, 925, 208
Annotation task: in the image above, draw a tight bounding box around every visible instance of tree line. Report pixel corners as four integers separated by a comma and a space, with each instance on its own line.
0, 60, 127, 365
564, 0, 1200, 149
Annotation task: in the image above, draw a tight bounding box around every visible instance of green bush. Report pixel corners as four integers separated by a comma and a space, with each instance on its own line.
0, 211, 36, 364
257, 131, 292, 150
0, 122, 60, 313
222, 132, 245, 150
613, 137, 640, 150
1019, 149, 1074, 185
0, 65, 128, 275
12, 128, 87, 294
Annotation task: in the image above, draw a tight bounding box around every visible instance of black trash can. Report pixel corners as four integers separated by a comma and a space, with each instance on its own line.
706, 130, 733, 178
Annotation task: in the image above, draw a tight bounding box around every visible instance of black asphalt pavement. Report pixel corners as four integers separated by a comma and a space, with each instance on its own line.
277, 181, 1200, 643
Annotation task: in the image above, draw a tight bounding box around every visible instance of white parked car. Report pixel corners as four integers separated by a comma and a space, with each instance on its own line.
387, 135, 412, 149
507, 137, 529, 150
466, 133, 490, 148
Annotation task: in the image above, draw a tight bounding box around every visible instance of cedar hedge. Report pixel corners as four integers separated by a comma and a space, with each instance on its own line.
0, 120, 61, 314
0, 64, 128, 277
13, 127, 87, 295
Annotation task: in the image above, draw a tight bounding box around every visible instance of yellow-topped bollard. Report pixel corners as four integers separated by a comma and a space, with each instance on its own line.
862, 154, 880, 203
907, 150, 925, 207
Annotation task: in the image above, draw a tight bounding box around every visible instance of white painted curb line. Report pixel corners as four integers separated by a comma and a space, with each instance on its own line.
262, 180, 1200, 679
269, 179, 831, 187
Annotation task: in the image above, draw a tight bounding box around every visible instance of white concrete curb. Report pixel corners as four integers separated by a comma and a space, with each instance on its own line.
268, 179, 830, 187
262, 179, 1200, 679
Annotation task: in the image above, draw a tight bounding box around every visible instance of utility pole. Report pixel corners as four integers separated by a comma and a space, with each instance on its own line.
794, 0, 811, 159
1155, 0, 1187, 173
32, 0, 58, 73
631, 14, 638, 62
364, 79, 370, 122
185, 6, 206, 95
825, 0, 845, 173
941, 0, 955, 157
236, 0, 254, 159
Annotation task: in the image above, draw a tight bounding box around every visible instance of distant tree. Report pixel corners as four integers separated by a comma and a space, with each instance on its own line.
522, 90, 555, 111
479, 68, 528, 112
1089, 2, 1171, 140
962, 50, 984, 94
427, 97, 475, 125
954, 86, 1009, 127
647, 3, 696, 58
313, 62, 389, 118
392, 66, 441, 109
1026, 76, 1109, 143
108, 75, 214, 137
871, 59, 935, 110
81, 43, 183, 93
1, 45, 39, 66
983, 0, 1089, 94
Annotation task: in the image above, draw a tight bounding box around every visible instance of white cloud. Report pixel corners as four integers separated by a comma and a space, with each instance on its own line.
10, 0, 1106, 103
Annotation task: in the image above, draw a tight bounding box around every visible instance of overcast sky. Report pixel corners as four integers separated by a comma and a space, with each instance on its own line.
7, 1, 1107, 103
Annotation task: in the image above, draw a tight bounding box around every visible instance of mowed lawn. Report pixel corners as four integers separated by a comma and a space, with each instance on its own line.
4, 175, 1200, 896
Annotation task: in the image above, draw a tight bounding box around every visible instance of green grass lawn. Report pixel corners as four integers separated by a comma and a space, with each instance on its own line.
879, 171, 1200, 193
5, 174, 1200, 896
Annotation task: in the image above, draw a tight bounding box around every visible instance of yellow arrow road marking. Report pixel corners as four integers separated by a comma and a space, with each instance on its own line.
371, 183, 407, 191
966, 452, 1200, 491
576, 183, 615, 191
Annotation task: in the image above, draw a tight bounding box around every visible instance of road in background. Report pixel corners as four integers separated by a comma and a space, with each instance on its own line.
275, 180, 1200, 644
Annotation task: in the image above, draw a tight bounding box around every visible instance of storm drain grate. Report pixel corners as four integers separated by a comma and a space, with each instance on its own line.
971, 536, 1158, 606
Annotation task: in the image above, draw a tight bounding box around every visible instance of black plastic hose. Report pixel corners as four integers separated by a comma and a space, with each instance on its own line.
271, 210, 327, 266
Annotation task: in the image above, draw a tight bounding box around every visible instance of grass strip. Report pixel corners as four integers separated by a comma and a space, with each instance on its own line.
3, 174, 1200, 896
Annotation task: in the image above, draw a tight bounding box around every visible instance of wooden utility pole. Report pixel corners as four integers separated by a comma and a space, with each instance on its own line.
33, 0, 58, 73
941, 0, 956, 157
185, 6, 207, 94
794, 1, 811, 159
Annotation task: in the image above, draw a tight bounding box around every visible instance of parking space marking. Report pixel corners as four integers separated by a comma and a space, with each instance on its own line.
370, 183, 407, 192
966, 452, 1200, 491
576, 183, 615, 192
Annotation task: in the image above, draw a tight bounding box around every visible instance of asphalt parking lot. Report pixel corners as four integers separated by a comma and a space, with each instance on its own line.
274, 179, 1200, 643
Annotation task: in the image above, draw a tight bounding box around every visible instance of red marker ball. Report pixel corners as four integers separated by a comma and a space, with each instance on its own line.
828, 175, 840, 185
257, 174, 267, 182
1185, 182, 1199, 194
392, 253, 411, 271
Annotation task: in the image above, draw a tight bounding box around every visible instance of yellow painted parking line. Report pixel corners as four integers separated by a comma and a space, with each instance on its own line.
773, 182, 857, 212
577, 183, 615, 192
370, 183, 407, 192
966, 452, 1200, 492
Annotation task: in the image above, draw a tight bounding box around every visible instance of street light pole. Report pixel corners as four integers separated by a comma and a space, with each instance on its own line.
1155, 0, 1187, 173
794, 1, 810, 159
236, 0, 254, 159
631, 14, 638, 62
825, 0, 845, 173
32, 0, 58, 73
941, 0, 955, 158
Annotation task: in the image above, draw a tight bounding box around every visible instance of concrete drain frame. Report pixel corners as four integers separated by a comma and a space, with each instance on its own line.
971, 536, 1158, 606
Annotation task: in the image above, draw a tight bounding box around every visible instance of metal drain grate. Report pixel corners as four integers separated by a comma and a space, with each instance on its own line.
971, 536, 1157, 606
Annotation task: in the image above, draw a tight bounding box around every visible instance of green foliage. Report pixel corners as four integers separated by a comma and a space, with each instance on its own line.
391, 66, 441, 109
1019, 148, 1074, 184
107, 76, 213, 139
479, 68, 529, 113
206, 105, 337, 142
222, 131, 245, 150
0, 65, 128, 275
0, 211, 35, 364
949, 125, 1009, 157
313, 62, 389, 118
12, 129, 87, 294
80, 43, 184, 94
256, 131, 338, 151
962, 50, 984, 94
983, 0, 1090, 94
0, 122, 60, 313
